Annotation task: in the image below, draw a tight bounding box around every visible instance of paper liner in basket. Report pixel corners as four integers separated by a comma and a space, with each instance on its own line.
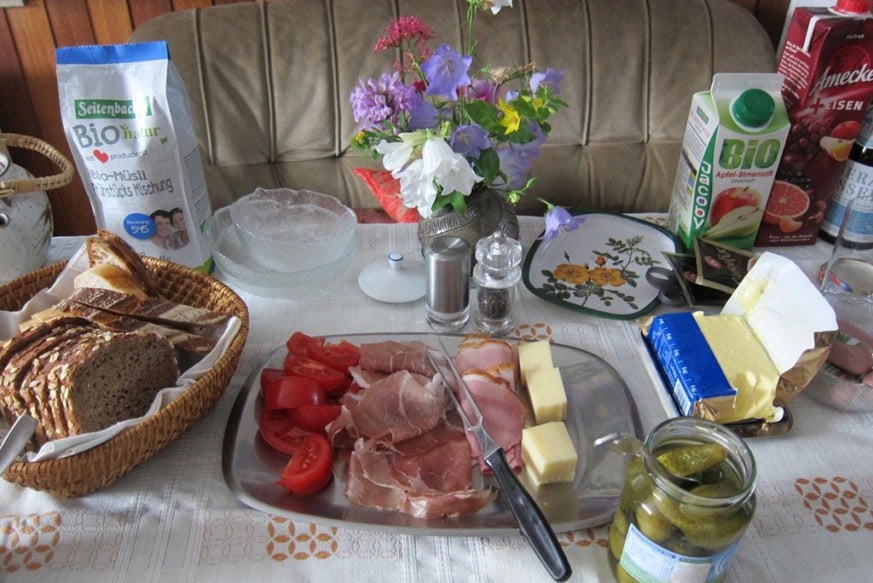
0, 244, 242, 461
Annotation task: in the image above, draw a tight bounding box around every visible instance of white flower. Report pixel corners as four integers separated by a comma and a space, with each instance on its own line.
374, 139, 414, 173
395, 158, 439, 218
421, 137, 483, 197
487, 0, 513, 14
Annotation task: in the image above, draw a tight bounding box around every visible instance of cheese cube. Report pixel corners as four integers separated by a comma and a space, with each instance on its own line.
526, 367, 567, 423
518, 340, 553, 384
521, 421, 578, 486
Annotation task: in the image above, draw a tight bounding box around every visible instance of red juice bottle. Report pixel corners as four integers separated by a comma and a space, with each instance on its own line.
756, 0, 873, 246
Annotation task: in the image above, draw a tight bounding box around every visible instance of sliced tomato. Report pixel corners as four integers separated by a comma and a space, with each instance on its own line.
306, 340, 361, 373
258, 409, 312, 455
283, 354, 347, 393
287, 331, 323, 357
263, 376, 327, 410
277, 434, 334, 495
259, 367, 286, 398
288, 404, 342, 434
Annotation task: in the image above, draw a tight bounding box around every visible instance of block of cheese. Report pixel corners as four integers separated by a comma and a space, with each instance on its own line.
518, 340, 553, 384
645, 252, 838, 423
526, 367, 567, 423
692, 312, 780, 423
521, 421, 577, 486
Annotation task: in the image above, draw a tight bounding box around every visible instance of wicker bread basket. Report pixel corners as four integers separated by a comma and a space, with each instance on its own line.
0, 257, 249, 496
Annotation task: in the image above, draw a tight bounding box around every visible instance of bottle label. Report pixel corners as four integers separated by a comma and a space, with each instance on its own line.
619, 524, 741, 583
822, 159, 873, 242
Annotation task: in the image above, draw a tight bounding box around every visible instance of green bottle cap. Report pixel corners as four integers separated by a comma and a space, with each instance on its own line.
731, 88, 775, 128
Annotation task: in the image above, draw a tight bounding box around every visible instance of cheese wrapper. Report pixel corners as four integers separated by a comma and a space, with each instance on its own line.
722, 252, 837, 403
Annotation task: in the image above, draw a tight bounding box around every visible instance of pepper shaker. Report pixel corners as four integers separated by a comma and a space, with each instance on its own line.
424, 236, 471, 332
473, 229, 522, 335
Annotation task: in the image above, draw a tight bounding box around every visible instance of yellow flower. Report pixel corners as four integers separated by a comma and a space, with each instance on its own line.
553, 263, 589, 284
589, 267, 626, 287
497, 98, 521, 134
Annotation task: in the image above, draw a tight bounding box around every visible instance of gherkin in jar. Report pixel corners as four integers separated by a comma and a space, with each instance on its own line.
606, 418, 757, 583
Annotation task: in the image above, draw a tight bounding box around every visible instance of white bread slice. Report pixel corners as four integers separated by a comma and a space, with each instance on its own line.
74, 263, 150, 299
87, 229, 161, 297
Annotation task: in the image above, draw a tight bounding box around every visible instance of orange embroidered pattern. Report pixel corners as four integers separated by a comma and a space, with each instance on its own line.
563, 526, 608, 549
0, 512, 61, 573
796, 476, 873, 533
266, 517, 339, 561
513, 323, 552, 341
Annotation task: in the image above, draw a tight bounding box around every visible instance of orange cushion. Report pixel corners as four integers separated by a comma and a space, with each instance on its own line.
353, 168, 420, 224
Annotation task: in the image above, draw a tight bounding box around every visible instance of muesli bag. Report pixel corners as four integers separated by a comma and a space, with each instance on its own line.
56, 41, 213, 272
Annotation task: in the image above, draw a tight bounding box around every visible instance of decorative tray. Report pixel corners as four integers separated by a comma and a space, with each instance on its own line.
523, 212, 679, 319
222, 333, 643, 536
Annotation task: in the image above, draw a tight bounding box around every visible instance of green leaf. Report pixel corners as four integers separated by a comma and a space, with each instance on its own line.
476, 148, 501, 183
464, 100, 500, 131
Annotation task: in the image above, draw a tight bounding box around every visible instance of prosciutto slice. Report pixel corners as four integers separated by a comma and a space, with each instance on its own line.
345, 435, 496, 519
358, 341, 434, 376
349, 370, 446, 443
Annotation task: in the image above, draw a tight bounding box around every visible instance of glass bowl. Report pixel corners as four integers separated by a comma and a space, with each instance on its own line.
228, 188, 357, 273
205, 204, 356, 298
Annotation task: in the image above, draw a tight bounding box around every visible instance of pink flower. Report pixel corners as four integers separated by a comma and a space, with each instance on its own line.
374, 15, 434, 55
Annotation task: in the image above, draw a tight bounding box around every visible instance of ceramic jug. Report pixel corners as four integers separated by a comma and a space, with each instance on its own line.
0, 133, 74, 285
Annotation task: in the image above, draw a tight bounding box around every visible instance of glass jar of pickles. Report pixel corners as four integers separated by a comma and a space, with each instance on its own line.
608, 417, 757, 583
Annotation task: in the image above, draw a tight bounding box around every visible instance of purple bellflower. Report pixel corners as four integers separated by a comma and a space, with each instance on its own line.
539, 206, 586, 241
422, 44, 472, 101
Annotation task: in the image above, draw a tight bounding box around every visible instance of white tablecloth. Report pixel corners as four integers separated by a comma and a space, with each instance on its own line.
2, 217, 872, 583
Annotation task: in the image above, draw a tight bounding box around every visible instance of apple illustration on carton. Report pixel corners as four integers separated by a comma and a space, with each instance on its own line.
706, 187, 764, 238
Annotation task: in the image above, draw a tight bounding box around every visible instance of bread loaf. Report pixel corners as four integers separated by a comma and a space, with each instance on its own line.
74, 263, 150, 299
0, 320, 179, 447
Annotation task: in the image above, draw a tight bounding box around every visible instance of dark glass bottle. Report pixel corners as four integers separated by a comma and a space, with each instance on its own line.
821, 105, 873, 249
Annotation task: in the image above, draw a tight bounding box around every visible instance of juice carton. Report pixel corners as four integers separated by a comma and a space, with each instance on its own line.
668, 73, 789, 250
756, 1, 873, 246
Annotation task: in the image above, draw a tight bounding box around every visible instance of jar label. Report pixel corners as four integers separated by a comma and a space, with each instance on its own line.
620, 523, 741, 583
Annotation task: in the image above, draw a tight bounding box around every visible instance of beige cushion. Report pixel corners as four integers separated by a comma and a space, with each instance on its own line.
129, 0, 776, 215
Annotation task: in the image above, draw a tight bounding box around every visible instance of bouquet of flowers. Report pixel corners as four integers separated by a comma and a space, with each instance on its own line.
350, 0, 581, 239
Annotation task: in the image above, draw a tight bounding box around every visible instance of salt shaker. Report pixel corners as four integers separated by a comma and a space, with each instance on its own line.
424, 236, 471, 332
473, 230, 522, 335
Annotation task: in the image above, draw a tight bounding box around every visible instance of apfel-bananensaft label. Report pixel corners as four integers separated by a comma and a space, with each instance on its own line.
668, 73, 789, 250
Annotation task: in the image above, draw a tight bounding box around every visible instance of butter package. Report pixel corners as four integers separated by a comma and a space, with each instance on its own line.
643, 252, 838, 424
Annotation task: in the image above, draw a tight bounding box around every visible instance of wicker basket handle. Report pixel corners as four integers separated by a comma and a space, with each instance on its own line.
0, 133, 75, 197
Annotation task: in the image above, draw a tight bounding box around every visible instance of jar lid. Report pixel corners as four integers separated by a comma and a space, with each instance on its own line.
834, 0, 873, 14
358, 252, 426, 303
731, 88, 775, 129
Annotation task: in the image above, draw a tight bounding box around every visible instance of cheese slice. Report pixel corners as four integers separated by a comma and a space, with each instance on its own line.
526, 367, 567, 423
692, 312, 779, 422
521, 421, 577, 486
518, 340, 553, 384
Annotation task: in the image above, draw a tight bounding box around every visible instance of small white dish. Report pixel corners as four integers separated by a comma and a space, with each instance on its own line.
358, 252, 425, 303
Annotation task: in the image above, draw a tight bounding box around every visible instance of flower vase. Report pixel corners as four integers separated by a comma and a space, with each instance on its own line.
417, 189, 519, 255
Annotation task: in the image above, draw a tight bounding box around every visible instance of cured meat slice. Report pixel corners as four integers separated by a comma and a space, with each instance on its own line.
358, 341, 434, 376
458, 370, 526, 474
454, 335, 517, 373
345, 436, 496, 519
349, 370, 446, 443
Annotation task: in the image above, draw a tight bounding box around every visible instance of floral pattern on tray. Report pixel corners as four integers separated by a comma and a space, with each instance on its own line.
523, 212, 678, 319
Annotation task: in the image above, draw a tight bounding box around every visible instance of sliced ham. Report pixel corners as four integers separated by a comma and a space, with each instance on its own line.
454, 335, 517, 374
358, 341, 434, 376
458, 370, 526, 474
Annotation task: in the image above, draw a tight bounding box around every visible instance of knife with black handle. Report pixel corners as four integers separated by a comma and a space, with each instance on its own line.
426, 344, 572, 582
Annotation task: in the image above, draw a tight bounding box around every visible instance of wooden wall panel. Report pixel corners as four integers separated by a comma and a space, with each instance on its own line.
0, 0, 791, 236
